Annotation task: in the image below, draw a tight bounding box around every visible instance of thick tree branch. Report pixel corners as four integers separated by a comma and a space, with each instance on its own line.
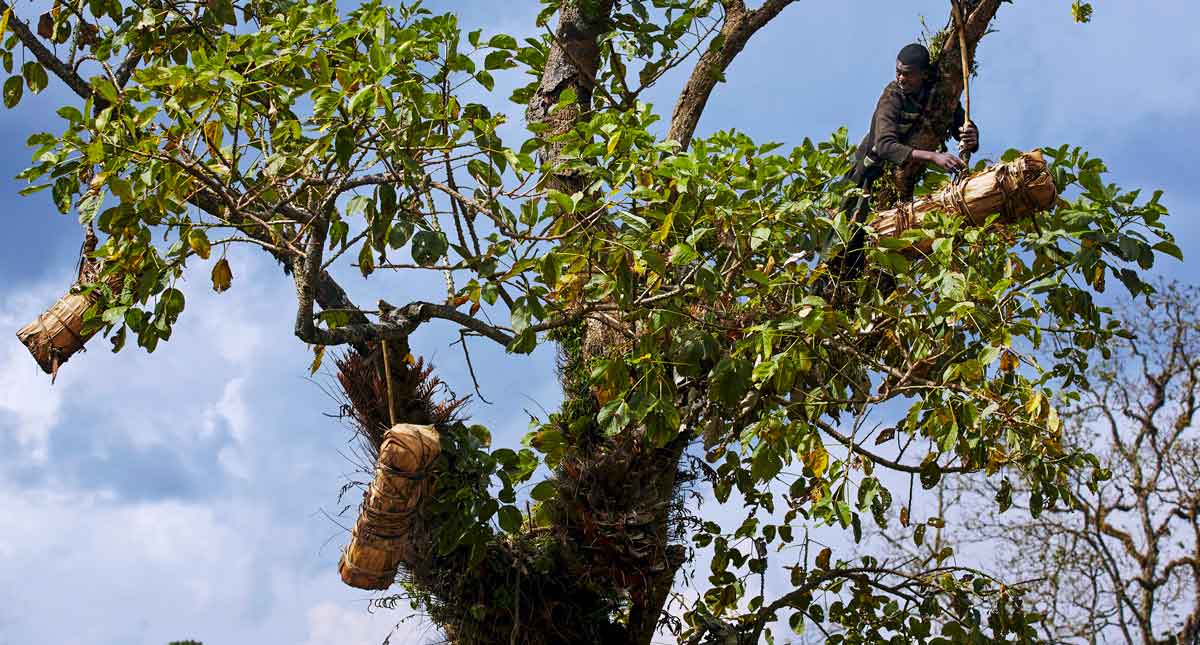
0, 0, 96, 103
666, 0, 798, 150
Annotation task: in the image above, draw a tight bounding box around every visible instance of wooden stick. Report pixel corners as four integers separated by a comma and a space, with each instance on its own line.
382, 339, 396, 427
951, 0, 973, 166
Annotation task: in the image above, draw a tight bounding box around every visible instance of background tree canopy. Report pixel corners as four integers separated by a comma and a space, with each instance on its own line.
0, 0, 1190, 643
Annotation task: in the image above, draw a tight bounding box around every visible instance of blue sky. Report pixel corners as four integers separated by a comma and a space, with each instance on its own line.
1, 2, 1197, 644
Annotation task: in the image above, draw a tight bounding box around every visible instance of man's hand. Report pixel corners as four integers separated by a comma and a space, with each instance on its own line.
913, 149, 966, 172
959, 121, 979, 153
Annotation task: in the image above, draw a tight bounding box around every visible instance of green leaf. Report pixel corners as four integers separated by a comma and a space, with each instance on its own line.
710, 358, 751, 408
92, 77, 118, 104
77, 192, 103, 224
1153, 240, 1183, 261
529, 480, 556, 502
56, 105, 82, 123
349, 85, 375, 115
334, 127, 355, 168
187, 229, 212, 259
1071, 1, 1094, 23
208, 0, 237, 25
357, 239, 374, 277
498, 505, 523, 533
411, 230, 448, 266
484, 50, 513, 70
21, 62, 47, 94
488, 34, 518, 49
3, 75, 21, 108
545, 189, 574, 213
159, 288, 185, 321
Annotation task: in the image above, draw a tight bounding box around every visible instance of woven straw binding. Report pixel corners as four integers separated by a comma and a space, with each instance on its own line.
339, 423, 441, 590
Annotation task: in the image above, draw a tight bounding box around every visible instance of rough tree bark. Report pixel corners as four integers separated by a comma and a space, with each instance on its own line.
526, 0, 615, 193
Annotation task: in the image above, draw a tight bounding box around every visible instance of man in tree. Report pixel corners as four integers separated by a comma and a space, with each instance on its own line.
855, 43, 979, 183
836, 43, 980, 278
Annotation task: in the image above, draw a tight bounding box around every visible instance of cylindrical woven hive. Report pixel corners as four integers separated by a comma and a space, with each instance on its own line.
869, 150, 1058, 253
16, 266, 121, 379
339, 423, 442, 590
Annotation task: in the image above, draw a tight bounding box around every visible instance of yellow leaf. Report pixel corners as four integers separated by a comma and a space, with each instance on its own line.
188, 229, 212, 259
1046, 405, 1061, 434
815, 547, 831, 570
592, 383, 614, 406
1091, 264, 1105, 291
606, 130, 621, 156
309, 344, 325, 375
999, 349, 1018, 372
986, 448, 1008, 475
202, 120, 223, 153
0, 9, 11, 37
1025, 391, 1045, 418
651, 205, 675, 245
211, 257, 233, 292
803, 444, 829, 478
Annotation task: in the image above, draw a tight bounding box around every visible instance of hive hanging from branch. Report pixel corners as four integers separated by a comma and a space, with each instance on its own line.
16, 231, 121, 381
339, 423, 442, 590
869, 150, 1058, 253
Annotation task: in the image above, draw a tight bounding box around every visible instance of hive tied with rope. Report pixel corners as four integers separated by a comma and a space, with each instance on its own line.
339, 422, 442, 589
868, 149, 1058, 254
339, 341, 444, 590
16, 227, 123, 381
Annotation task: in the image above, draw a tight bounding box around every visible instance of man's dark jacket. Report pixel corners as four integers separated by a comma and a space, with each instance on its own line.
850, 79, 967, 188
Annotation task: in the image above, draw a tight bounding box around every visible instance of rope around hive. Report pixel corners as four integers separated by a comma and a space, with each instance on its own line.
878, 152, 1055, 239
339, 424, 443, 590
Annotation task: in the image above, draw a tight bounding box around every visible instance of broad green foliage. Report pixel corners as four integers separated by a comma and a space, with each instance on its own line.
3, 0, 1178, 641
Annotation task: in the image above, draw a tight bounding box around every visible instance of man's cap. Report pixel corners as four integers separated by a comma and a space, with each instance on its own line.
896, 43, 931, 69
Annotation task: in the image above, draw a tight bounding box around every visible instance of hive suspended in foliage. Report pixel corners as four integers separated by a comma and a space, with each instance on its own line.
869, 149, 1058, 251
339, 423, 442, 590
16, 232, 120, 381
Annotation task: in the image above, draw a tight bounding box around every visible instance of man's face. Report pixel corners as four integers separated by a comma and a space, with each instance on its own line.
895, 61, 926, 94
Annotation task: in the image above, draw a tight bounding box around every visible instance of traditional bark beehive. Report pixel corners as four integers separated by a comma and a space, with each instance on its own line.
16, 237, 121, 380
869, 150, 1058, 252
339, 423, 442, 590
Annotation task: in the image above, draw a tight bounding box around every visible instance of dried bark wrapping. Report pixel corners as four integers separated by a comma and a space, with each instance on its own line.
16, 257, 120, 378
339, 423, 441, 590
870, 150, 1057, 252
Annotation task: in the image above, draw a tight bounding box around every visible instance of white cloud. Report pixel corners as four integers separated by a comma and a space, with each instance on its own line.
0, 280, 67, 462
209, 377, 252, 478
